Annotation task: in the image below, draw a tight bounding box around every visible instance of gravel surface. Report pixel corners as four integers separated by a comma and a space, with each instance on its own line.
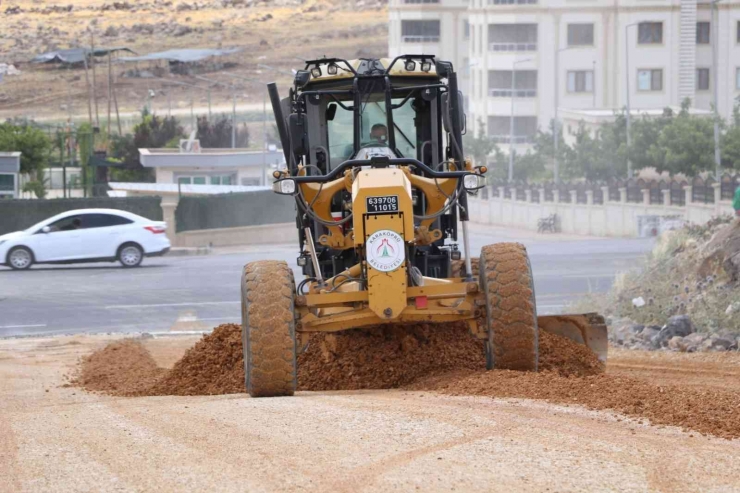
3, 333, 740, 492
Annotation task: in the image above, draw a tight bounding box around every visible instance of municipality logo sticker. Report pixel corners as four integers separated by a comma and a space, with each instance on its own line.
366, 230, 405, 272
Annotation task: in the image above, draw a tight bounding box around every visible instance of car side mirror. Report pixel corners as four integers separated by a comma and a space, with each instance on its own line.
41, 226, 51, 234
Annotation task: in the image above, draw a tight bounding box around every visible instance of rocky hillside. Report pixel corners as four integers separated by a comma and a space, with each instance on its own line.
577, 217, 740, 352
0, 0, 388, 118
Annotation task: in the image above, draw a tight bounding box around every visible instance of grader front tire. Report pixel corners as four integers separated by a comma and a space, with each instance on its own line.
241, 261, 297, 397
480, 243, 538, 372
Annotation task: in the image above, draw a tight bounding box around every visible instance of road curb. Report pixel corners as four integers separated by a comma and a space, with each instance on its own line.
168, 246, 213, 257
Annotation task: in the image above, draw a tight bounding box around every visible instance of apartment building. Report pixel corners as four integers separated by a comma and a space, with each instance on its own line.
389, 0, 740, 152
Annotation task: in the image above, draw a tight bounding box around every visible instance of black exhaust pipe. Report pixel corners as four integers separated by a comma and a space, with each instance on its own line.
267, 82, 294, 172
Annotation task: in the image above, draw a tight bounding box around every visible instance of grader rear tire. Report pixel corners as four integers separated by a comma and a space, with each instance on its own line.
241, 260, 297, 397
480, 243, 538, 372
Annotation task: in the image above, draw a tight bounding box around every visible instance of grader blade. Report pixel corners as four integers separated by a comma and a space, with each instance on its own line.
537, 313, 608, 363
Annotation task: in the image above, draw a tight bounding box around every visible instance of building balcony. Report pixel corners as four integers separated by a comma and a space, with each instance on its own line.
401, 35, 441, 43
488, 0, 537, 4
489, 43, 537, 52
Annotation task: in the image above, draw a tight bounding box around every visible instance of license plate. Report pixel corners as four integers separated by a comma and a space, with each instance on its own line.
366, 195, 399, 213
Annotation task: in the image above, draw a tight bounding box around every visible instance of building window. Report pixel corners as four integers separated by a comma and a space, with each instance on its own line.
401, 20, 440, 43
489, 24, 538, 52
488, 116, 538, 144
637, 69, 663, 91
464, 20, 470, 40
567, 71, 594, 93
488, 70, 537, 97
696, 68, 710, 91
567, 24, 594, 46
0, 174, 14, 195
737, 21, 740, 43
489, 0, 537, 4
178, 174, 234, 185
404, 0, 440, 3
638, 22, 663, 44
696, 22, 710, 44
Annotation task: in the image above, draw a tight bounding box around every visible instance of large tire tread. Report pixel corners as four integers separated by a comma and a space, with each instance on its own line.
480, 243, 538, 371
242, 260, 297, 397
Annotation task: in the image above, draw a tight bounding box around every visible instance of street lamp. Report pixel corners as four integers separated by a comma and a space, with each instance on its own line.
509, 58, 534, 182
624, 21, 654, 178
226, 73, 271, 186
194, 74, 237, 149
712, 0, 723, 181
553, 47, 572, 184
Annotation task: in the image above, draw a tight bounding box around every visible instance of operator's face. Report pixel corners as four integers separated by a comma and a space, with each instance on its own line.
370, 126, 387, 143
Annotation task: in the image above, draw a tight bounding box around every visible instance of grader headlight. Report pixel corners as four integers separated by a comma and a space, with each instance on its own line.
273, 178, 297, 195
463, 173, 486, 191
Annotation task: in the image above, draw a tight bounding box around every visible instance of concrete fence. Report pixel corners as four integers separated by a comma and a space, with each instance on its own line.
468, 184, 735, 237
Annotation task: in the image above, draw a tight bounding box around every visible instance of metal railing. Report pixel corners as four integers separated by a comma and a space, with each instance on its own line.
490, 135, 536, 144
489, 0, 537, 4
489, 43, 537, 52
489, 89, 537, 98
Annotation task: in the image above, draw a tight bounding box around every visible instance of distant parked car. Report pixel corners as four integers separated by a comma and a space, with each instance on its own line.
0, 209, 170, 270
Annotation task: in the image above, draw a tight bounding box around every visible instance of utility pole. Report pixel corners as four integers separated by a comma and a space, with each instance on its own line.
194, 74, 236, 147
89, 32, 100, 127
625, 23, 640, 179
553, 48, 570, 184
712, 0, 723, 181
225, 73, 272, 182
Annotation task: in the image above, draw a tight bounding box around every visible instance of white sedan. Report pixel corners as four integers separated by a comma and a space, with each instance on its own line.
0, 208, 171, 270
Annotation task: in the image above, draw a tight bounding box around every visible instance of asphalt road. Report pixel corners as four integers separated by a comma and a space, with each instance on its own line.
0, 227, 654, 338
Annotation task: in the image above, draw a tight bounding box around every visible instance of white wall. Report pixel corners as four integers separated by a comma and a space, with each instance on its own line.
468, 186, 734, 237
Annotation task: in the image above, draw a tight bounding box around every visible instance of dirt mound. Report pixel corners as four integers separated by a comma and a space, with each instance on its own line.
71, 339, 166, 396
424, 371, 740, 440
72, 324, 740, 438
148, 323, 245, 396
297, 323, 485, 391
74, 323, 602, 396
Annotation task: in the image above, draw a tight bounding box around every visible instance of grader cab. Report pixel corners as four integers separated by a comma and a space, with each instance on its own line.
241, 56, 607, 397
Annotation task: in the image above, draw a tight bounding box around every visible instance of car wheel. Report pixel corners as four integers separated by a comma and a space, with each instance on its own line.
118, 243, 143, 268
7, 246, 34, 271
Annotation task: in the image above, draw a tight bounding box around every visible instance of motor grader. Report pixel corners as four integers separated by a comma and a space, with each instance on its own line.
241, 55, 607, 397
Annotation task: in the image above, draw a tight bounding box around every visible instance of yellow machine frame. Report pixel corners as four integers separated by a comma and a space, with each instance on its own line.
293, 163, 486, 348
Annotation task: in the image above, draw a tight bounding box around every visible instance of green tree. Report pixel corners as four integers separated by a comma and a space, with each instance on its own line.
722, 105, 740, 171
633, 107, 674, 171
196, 115, 250, 148
464, 118, 499, 167
110, 111, 184, 182
651, 101, 715, 176
0, 122, 51, 198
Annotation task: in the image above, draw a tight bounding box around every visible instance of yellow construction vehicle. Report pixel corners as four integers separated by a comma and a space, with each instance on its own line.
241, 56, 607, 397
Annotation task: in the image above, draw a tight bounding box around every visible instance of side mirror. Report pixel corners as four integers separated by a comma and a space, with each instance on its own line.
41, 226, 51, 234
441, 91, 466, 134
326, 103, 337, 122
